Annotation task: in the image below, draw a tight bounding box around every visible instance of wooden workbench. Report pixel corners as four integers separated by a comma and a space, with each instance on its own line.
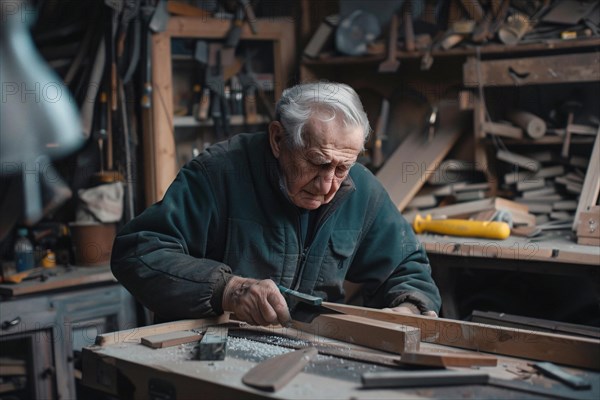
82, 316, 600, 399
418, 232, 600, 319
0, 265, 117, 297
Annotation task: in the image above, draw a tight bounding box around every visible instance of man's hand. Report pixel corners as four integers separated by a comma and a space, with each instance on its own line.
384, 302, 438, 317
222, 276, 291, 326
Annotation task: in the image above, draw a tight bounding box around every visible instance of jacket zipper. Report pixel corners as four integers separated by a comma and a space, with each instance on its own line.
291, 212, 308, 291
289, 187, 355, 291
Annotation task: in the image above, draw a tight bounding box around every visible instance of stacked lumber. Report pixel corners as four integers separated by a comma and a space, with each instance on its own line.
499, 149, 582, 227
403, 128, 598, 240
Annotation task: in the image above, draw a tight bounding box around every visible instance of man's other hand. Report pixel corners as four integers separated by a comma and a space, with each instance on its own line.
384, 302, 438, 317
222, 277, 291, 326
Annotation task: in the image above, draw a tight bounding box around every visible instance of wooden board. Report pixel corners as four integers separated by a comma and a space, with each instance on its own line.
419, 232, 600, 265
482, 121, 523, 139
464, 53, 600, 87
403, 197, 531, 224
321, 303, 600, 370
471, 310, 600, 339
376, 127, 462, 212
362, 370, 490, 388
242, 347, 318, 392
397, 351, 497, 367
149, 31, 178, 205
141, 330, 202, 349
95, 315, 230, 346
496, 150, 541, 172
292, 314, 421, 355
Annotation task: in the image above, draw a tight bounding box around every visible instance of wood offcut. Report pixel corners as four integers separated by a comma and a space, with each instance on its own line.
292, 313, 421, 354
141, 330, 202, 349
242, 347, 318, 392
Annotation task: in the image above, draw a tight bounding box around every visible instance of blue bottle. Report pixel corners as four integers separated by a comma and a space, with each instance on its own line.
15, 228, 35, 272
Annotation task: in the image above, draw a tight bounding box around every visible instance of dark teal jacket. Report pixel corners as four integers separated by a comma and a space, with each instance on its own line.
111, 133, 441, 320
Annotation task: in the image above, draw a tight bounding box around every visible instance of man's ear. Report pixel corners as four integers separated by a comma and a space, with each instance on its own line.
268, 121, 284, 159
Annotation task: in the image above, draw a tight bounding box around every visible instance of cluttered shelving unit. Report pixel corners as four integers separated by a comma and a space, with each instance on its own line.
299, 0, 600, 321
299, 0, 599, 245
145, 16, 295, 206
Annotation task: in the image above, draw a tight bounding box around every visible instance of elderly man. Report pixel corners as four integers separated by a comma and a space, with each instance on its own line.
111, 82, 441, 326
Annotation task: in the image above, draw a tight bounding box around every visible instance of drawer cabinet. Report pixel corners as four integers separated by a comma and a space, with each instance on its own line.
0, 284, 136, 399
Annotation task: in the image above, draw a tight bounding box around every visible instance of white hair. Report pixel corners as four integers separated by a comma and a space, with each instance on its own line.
275, 82, 371, 149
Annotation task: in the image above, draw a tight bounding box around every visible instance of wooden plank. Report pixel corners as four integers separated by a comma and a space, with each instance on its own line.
397, 351, 498, 367
376, 128, 462, 212
522, 187, 556, 199
482, 121, 523, 139
95, 315, 229, 346
573, 131, 600, 230
141, 330, 202, 349
149, 31, 178, 205
464, 52, 600, 87
454, 190, 486, 202
292, 314, 421, 355
322, 303, 600, 370
404, 197, 530, 223
553, 200, 578, 211
167, 17, 293, 41
516, 179, 545, 192
242, 347, 318, 392
496, 150, 541, 172
362, 370, 490, 388
471, 310, 600, 339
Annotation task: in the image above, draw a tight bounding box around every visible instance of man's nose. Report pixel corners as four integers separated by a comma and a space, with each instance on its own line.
314, 169, 335, 194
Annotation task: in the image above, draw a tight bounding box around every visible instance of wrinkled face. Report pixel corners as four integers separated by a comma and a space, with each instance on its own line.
269, 116, 364, 210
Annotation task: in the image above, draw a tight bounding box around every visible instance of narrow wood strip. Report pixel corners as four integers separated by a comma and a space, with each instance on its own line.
140, 330, 202, 349
398, 351, 498, 367
376, 128, 462, 212
362, 370, 489, 388
95, 314, 229, 346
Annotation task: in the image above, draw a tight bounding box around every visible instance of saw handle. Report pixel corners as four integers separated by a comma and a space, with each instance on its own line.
277, 285, 322, 306
413, 214, 511, 240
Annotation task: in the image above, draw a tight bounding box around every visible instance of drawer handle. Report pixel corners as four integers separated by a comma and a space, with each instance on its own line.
2, 316, 21, 330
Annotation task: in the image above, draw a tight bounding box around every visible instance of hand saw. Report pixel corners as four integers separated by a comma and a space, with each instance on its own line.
277, 285, 344, 323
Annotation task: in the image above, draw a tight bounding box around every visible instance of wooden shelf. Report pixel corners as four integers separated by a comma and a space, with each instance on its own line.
145, 16, 295, 206
302, 37, 600, 66
174, 115, 269, 128
483, 135, 596, 146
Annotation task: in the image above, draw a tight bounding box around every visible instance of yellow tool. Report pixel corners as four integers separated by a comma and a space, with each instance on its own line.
413, 214, 511, 240
4, 263, 56, 284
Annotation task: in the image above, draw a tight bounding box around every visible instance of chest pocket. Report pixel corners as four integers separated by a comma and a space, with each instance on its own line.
317, 229, 360, 286
223, 218, 287, 280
